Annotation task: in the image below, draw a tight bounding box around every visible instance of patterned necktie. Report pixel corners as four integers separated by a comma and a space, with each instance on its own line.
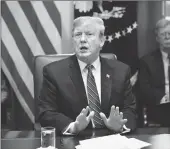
86, 65, 104, 128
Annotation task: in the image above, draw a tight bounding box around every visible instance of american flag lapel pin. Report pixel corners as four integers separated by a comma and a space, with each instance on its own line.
106, 74, 110, 78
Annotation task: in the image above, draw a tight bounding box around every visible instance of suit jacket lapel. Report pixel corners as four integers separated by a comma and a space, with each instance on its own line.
69, 55, 88, 108
100, 57, 112, 113
154, 50, 165, 86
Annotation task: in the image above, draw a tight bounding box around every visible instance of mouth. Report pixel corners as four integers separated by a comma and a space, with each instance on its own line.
164, 42, 170, 45
79, 46, 88, 53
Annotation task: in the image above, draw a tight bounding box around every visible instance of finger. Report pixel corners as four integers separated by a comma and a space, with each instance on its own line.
100, 112, 107, 125
87, 111, 94, 122
121, 119, 128, 125
81, 108, 86, 114
110, 105, 115, 117
83, 107, 89, 116
115, 107, 119, 116
119, 112, 123, 119
86, 106, 90, 111
85, 106, 91, 115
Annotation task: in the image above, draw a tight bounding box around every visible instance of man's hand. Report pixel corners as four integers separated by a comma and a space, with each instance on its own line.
69, 106, 94, 134
100, 105, 127, 132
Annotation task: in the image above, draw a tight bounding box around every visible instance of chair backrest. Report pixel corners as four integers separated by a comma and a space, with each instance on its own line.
33, 53, 116, 127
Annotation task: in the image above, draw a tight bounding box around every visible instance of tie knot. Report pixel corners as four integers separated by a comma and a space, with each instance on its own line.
86, 64, 94, 71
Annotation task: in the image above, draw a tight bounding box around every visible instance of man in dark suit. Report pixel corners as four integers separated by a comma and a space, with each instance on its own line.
38, 16, 136, 135
139, 18, 170, 126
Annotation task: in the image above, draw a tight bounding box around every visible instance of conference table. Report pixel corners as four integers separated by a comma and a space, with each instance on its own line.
1, 127, 170, 149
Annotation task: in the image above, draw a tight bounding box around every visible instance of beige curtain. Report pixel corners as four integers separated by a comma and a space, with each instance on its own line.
137, 1, 163, 58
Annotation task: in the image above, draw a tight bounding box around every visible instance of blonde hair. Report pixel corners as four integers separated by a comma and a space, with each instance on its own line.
73, 16, 105, 38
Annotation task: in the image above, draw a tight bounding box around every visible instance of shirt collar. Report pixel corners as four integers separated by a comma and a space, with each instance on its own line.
77, 57, 100, 73
161, 50, 168, 59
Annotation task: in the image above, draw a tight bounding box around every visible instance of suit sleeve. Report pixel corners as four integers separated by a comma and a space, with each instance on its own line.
38, 66, 73, 135
122, 66, 137, 131
139, 59, 164, 105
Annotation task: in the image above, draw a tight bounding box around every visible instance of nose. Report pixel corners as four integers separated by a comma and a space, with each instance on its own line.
80, 33, 87, 42
165, 32, 170, 39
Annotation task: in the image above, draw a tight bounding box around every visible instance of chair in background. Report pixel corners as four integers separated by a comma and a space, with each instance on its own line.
137, 87, 162, 127
33, 53, 117, 130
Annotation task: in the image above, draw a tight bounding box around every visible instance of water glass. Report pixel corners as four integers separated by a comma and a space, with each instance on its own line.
41, 127, 56, 149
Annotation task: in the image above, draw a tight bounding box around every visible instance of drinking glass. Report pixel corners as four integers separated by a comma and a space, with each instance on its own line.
41, 127, 56, 149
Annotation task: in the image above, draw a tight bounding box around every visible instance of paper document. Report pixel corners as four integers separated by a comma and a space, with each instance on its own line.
126, 138, 151, 149
37, 147, 57, 149
150, 134, 170, 149
76, 134, 151, 149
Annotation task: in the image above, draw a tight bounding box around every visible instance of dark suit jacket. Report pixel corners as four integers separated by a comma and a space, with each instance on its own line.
38, 55, 136, 134
139, 50, 170, 126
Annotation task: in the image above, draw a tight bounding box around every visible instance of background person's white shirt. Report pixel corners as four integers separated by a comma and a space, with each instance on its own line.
160, 51, 170, 104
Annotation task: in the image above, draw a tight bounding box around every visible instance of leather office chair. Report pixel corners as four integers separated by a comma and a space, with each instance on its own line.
33, 53, 117, 130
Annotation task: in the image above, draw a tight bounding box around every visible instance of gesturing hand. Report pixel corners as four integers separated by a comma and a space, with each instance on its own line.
100, 105, 127, 132
69, 106, 94, 134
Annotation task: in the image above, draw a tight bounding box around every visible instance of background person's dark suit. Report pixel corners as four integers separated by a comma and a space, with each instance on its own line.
139, 50, 170, 126
38, 55, 136, 134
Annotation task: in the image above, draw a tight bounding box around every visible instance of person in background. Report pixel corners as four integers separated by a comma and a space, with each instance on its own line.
1, 70, 9, 103
139, 17, 170, 126
1, 70, 10, 128
38, 16, 136, 135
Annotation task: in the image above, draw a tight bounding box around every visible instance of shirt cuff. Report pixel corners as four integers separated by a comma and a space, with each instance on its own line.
62, 122, 77, 135
160, 96, 170, 104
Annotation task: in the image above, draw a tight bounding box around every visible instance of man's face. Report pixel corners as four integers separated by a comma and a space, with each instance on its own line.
73, 23, 104, 63
157, 24, 170, 50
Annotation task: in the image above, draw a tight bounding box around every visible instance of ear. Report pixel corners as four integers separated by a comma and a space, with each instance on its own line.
156, 35, 160, 43
100, 36, 106, 47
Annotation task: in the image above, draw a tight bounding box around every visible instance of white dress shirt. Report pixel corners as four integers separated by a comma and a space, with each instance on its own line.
78, 57, 101, 102
160, 51, 170, 104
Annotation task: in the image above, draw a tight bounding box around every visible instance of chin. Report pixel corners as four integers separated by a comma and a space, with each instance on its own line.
77, 52, 91, 57
76, 52, 93, 63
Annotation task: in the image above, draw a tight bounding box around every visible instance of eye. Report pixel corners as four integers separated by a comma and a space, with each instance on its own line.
74, 32, 82, 38
160, 33, 165, 37
86, 32, 94, 36
160, 32, 170, 38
